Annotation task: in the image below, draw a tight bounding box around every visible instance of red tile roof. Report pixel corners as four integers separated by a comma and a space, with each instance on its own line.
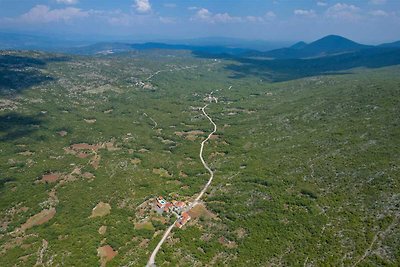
175, 212, 191, 228
174, 201, 186, 208
164, 202, 173, 212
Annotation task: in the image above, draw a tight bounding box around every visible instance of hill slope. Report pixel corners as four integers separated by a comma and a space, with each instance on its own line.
246, 35, 373, 59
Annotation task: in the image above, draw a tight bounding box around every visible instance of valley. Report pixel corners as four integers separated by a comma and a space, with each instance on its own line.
0, 46, 399, 266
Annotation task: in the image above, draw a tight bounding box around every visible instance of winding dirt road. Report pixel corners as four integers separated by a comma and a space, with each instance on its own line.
146, 102, 217, 267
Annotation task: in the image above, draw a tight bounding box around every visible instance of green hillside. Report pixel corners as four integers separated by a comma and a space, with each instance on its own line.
0, 50, 399, 266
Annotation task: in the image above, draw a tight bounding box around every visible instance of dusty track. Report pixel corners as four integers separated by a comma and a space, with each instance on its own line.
146, 102, 217, 267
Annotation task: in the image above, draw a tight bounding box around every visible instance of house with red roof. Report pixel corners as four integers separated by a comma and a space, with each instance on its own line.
175, 212, 191, 228
172, 201, 186, 214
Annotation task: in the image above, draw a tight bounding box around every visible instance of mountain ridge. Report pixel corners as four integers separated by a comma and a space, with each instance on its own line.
244, 35, 374, 59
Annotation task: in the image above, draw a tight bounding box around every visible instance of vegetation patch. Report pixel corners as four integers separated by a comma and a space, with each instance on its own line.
188, 204, 217, 220
20, 208, 56, 231
134, 221, 155, 231
18, 151, 34, 156
84, 118, 96, 124
90, 202, 111, 218
131, 158, 141, 165
98, 225, 107, 235
41, 173, 61, 183
97, 245, 117, 267
57, 130, 68, 136
152, 168, 172, 177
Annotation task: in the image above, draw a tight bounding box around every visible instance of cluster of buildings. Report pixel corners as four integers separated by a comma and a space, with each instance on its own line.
155, 196, 191, 229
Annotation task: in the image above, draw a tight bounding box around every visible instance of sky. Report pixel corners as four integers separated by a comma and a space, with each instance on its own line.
0, 0, 400, 44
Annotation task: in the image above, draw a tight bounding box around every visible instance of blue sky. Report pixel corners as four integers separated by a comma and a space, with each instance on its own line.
0, 0, 399, 43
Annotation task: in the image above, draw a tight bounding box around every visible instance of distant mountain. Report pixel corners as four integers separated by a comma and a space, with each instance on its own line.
290, 41, 307, 50
63, 42, 256, 55
0, 32, 88, 50
213, 46, 400, 82
169, 37, 291, 51
245, 35, 373, 59
379, 40, 400, 48
62, 42, 134, 55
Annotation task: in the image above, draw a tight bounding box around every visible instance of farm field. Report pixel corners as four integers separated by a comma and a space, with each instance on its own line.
0, 49, 399, 266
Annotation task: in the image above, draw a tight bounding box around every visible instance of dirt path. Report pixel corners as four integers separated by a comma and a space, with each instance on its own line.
352, 215, 399, 266
146, 100, 217, 267
143, 112, 158, 129
145, 66, 198, 81
190, 104, 217, 207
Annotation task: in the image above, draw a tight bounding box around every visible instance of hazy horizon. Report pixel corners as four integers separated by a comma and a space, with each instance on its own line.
1, 0, 400, 44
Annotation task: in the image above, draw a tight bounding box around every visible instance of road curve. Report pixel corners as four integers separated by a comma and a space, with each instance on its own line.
191, 104, 217, 206
145, 103, 217, 267
145, 223, 175, 267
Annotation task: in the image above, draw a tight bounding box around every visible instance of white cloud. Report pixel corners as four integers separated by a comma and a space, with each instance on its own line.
56, 0, 78, 4
317, 1, 327, 7
326, 3, 361, 20
192, 8, 242, 23
108, 13, 132, 26
215, 13, 242, 23
191, 8, 275, 24
265, 11, 277, 20
369, 9, 388, 16
188, 6, 198, 11
134, 0, 151, 13
159, 16, 175, 24
369, 0, 386, 5
17, 5, 88, 23
245, 12, 275, 23
246, 16, 264, 23
294, 9, 316, 17
194, 8, 212, 21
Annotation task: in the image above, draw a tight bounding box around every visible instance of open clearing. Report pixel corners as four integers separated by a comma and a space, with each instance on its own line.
90, 202, 111, 218
20, 208, 56, 231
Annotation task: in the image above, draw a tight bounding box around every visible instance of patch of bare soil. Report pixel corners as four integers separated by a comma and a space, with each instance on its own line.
138, 148, 149, 153
90, 202, 111, 218
57, 130, 68, 137
234, 227, 247, 239
152, 168, 172, 177
218, 236, 237, 248
151, 216, 167, 224
82, 172, 94, 179
138, 239, 150, 248
131, 158, 141, 165
105, 141, 120, 151
209, 134, 219, 140
188, 204, 217, 220
175, 130, 205, 141
41, 173, 61, 183
179, 171, 188, 177
18, 151, 34, 156
84, 118, 96, 124
71, 143, 100, 151
134, 221, 154, 230
20, 208, 56, 231
98, 226, 107, 235
97, 245, 117, 267
77, 152, 90, 159
91, 154, 101, 169
135, 199, 153, 219
209, 151, 225, 159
